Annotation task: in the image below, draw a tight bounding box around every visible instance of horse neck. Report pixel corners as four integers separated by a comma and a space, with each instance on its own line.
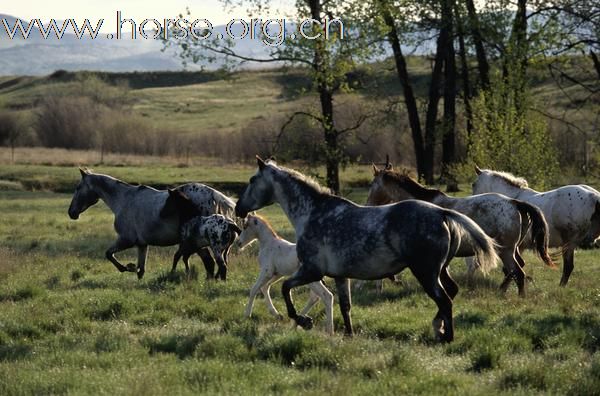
255, 220, 280, 244
384, 177, 444, 203
495, 180, 537, 199
89, 174, 134, 214
271, 172, 324, 235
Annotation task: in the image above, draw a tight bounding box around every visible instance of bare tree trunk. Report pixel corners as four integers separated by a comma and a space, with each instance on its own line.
465, 0, 490, 89
379, 0, 426, 180
424, 32, 447, 184
309, 0, 340, 193
455, 3, 474, 144
441, 0, 457, 181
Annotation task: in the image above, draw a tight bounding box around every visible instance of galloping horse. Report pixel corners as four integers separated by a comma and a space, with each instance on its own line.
473, 167, 600, 285
367, 166, 555, 296
235, 157, 499, 342
237, 213, 334, 334
67, 168, 236, 279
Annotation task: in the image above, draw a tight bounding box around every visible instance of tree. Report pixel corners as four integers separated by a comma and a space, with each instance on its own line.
0, 111, 23, 163
163, 1, 379, 193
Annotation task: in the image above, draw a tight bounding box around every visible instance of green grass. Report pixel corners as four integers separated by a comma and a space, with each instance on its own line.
0, 164, 600, 394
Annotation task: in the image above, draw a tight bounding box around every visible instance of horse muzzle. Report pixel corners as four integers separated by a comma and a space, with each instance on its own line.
68, 209, 80, 220
234, 204, 248, 219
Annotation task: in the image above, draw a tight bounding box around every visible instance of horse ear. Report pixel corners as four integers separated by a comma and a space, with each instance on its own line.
256, 155, 266, 170
372, 163, 380, 176
79, 167, 88, 177
474, 165, 482, 175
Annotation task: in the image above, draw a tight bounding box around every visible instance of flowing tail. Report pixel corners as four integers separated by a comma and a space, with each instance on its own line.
445, 210, 499, 275
514, 200, 556, 268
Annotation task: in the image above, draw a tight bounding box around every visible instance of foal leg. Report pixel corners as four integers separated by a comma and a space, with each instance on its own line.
244, 268, 273, 318
499, 250, 526, 297
560, 247, 575, 286
335, 278, 353, 336
262, 276, 284, 318
197, 248, 216, 279
282, 264, 323, 331
105, 238, 135, 273
304, 281, 334, 335
213, 250, 227, 281
136, 245, 148, 280
439, 266, 458, 300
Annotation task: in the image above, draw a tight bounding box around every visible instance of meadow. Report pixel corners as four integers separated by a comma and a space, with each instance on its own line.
0, 157, 599, 395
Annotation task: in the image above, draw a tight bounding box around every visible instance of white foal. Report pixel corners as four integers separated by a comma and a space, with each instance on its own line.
237, 214, 334, 335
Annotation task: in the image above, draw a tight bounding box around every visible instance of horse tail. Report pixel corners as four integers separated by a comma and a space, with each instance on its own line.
445, 210, 499, 275
514, 200, 556, 268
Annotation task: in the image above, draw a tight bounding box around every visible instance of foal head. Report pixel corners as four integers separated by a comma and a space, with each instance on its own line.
235, 156, 276, 218
68, 168, 100, 220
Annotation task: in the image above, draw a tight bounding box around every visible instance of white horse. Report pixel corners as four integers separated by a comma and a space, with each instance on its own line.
237, 213, 334, 335
473, 167, 600, 285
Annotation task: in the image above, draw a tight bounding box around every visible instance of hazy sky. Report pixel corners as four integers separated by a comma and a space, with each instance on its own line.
2, 0, 294, 31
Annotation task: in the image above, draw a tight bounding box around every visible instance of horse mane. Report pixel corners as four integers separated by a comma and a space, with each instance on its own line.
483, 169, 529, 188
249, 213, 281, 239
267, 160, 332, 196
381, 170, 444, 201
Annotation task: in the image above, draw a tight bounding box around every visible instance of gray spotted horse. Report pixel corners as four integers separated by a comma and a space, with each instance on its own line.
68, 168, 236, 279
235, 157, 499, 342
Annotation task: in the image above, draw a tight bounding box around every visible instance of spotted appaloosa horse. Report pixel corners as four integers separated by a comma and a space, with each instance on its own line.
473, 167, 600, 286
160, 189, 240, 280
367, 165, 555, 296
235, 157, 499, 342
68, 168, 236, 279
237, 213, 334, 334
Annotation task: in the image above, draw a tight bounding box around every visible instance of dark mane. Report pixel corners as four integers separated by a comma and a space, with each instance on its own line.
381, 171, 444, 202
162, 190, 204, 223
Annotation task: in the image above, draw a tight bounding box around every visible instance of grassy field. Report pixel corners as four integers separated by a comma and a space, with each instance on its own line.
0, 161, 599, 395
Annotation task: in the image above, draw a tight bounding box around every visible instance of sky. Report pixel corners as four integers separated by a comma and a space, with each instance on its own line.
2, 0, 295, 31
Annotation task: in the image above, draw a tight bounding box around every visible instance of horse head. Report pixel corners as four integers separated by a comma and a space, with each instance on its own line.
367, 165, 395, 206
235, 156, 275, 218
68, 168, 100, 220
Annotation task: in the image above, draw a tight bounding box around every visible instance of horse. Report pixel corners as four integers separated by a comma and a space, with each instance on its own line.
236, 213, 334, 334
473, 167, 600, 286
235, 157, 499, 342
160, 189, 240, 280
366, 165, 555, 296
67, 168, 236, 279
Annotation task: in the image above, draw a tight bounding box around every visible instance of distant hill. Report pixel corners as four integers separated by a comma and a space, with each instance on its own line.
0, 14, 276, 75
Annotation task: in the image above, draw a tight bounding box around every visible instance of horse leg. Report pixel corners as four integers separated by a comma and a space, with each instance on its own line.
214, 250, 227, 281
136, 245, 148, 280
515, 248, 533, 283
105, 238, 134, 273
410, 265, 454, 343
304, 281, 334, 335
262, 276, 284, 319
171, 247, 183, 273
499, 250, 526, 297
244, 269, 272, 318
197, 248, 215, 279
335, 277, 353, 337
439, 266, 458, 300
281, 264, 323, 331
560, 247, 575, 286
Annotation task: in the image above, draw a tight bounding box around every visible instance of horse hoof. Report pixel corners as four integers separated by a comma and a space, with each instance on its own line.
296, 315, 313, 330
137, 270, 145, 280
